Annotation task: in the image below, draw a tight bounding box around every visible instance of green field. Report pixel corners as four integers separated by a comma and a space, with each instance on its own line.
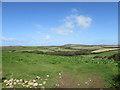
2, 46, 120, 88
70, 46, 103, 50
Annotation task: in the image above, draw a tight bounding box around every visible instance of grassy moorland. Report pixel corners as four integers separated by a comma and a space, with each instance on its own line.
1, 45, 120, 88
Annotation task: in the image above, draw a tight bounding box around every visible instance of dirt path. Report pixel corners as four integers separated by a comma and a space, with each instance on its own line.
57, 73, 79, 88
55, 72, 107, 88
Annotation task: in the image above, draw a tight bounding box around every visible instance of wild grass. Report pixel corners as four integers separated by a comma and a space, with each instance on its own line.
2, 49, 119, 88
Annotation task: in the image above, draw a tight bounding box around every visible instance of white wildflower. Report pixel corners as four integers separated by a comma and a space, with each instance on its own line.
7, 81, 10, 83
9, 80, 12, 83
46, 75, 49, 77
28, 82, 34, 86
39, 84, 42, 86
85, 81, 89, 85
33, 83, 38, 87
43, 81, 46, 84
78, 83, 80, 86
24, 81, 28, 83
45, 79, 48, 80
26, 85, 29, 88
36, 76, 40, 79
10, 78, 13, 81
14, 79, 16, 82
56, 84, 60, 87
6, 83, 9, 86
22, 83, 25, 85
22, 85, 25, 87
7, 85, 14, 88
4, 80, 7, 83
20, 79, 23, 82
9, 83, 12, 86
85, 82, 88, 84
13, 82, 17, 85
33, 80, 36, 82
59, 73, 61, 75
16, 80, 19, 83
59, 76, 62, 78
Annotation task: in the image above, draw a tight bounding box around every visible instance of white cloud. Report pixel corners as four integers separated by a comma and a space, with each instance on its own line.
35, 24, 43, 29
36, 31, 41, 34
64, 14, 92, 29
76, 15, 92, 28
71, 8, 78, 13
65, 22, 74, 28
52, 9, 92, 35
0, 37, 13, 41
43, 35, 50, 40
35, 9, 92, 36
52, 26, 73, 35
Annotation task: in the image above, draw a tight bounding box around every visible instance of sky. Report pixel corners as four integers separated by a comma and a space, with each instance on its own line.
1, 2, 118, 46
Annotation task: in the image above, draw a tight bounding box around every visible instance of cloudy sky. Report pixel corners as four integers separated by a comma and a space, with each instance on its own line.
2, 2, 118, 46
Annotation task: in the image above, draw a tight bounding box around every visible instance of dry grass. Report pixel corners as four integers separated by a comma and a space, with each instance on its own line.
92, 48, 119, 53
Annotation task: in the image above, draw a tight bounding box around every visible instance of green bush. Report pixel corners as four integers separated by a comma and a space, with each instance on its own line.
112, 53, 120, 63
32, 50, 91, 56
20, 49, 91, 56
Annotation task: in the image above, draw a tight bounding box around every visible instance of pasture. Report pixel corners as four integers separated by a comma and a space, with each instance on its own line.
1, 45, 120, 88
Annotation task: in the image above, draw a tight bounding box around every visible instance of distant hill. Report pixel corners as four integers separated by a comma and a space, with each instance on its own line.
63, 44, 120, 47
63, 44, 86, 46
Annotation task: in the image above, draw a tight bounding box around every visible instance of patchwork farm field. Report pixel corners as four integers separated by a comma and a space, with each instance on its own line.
1, 45, 120, 88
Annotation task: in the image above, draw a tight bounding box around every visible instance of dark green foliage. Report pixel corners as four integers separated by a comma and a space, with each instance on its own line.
22, 49, 91, 56
64, 46, 72, 49
112, 53, 120, 63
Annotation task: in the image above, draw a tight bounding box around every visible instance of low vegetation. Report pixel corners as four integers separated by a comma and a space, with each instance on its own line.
1, 45, 120, 88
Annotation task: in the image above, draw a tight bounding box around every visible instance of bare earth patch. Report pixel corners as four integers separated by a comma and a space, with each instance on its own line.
55, 72, 107, 88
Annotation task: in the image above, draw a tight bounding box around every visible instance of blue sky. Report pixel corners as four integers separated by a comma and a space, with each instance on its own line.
2, 2, 118, 46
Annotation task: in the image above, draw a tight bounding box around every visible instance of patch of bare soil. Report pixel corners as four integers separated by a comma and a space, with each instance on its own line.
55, 73, 107, 88
55, 73, 79, 88
81, 73, 107, 88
